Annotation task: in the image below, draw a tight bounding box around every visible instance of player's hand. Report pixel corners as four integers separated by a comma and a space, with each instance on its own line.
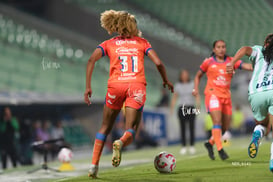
226, 63, 235, 74
192, 89, 199, 97
84, 88, 92, 105
163, 81, 174, 93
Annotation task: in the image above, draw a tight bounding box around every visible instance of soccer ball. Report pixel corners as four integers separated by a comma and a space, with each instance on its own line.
58, 148, 73, 163
154, 151, 176, 173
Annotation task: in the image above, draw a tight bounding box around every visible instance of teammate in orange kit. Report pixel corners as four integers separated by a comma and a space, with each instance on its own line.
192, 40, 252, 160
84, 10, 173, 178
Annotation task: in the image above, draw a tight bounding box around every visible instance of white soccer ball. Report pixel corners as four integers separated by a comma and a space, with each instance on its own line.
58, 148, 73, 163
154, 151, 176, 173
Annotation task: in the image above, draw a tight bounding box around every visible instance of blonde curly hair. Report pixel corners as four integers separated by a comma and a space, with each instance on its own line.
100, 10, 141, 37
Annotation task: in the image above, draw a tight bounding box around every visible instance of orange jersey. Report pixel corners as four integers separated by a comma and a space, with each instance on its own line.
200, 56, 242, 98
98, 36, 152, 85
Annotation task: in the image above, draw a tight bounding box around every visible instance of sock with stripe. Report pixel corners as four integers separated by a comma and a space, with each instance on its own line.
271, 142, 273, 160
120, 129, 135, 147
254, 124, 266, 138
209, 136, 215, 146
91, 132, 107, 165
212, 125, 223, 151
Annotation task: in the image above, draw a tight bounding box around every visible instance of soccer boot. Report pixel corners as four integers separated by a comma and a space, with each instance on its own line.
218, 148, 229, 160
269, 159, 273, 172
112, 140, 123, 167
204, 141, 215, 160
248, 130, 261, 158
88, 164, 98, 179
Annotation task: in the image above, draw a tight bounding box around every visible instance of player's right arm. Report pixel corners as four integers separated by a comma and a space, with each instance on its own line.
226, 46, 253, 74
193, 58, 208, 97
147, 49, 174, 93
84, 48, 103, 105
192, 70, 204, 97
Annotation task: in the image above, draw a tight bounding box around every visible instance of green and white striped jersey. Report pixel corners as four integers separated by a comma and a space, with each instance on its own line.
248, 45, 273, 95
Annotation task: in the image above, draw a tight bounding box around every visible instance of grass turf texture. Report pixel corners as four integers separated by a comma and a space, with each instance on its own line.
50, 137, 273, 182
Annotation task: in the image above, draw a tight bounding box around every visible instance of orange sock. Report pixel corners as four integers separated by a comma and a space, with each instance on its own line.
212, 126, 222, 151
120, 129, 135, 147
209, 137, 215, 145
91, 133, 106, 165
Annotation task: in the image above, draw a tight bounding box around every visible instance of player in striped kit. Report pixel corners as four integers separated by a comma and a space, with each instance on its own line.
226, 33, 273, 172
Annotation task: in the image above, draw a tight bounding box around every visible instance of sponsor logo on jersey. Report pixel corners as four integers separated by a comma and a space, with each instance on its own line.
256, 80, 273, 89
213, 76, 228, 86
116, 40, 137, 45
116, 47, 138, 55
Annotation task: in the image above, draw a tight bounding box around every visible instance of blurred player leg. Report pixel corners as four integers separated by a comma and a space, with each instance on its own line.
210, 110, 228, 160
248, 122, 267, 159
222, 113, 231, 134
210, 111, 222, 149
112, 107, 141, 167
269, 113, 273, 172
204, 114, 216, 160
89, 106, 120, 178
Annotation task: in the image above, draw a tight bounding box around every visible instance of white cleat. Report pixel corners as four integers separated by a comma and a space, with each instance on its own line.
88, 164, 98, 179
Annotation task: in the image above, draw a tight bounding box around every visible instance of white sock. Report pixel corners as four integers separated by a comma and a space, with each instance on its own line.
254, 125, 266, 138
271, 142, 273, 160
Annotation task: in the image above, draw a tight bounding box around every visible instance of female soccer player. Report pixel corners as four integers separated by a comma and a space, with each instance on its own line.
226, 33, 273, 171
192, 40, 252, 160
84, 10, 173, 178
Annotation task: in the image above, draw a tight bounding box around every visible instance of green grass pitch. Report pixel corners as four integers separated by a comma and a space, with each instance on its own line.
50, 137, 273, 182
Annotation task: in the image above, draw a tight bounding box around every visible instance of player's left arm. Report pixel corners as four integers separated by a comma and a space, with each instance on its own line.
147, 49, 174, 93
226, 46, 253, 73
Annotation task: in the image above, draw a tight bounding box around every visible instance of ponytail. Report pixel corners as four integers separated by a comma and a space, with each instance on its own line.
262, 33, 273, 64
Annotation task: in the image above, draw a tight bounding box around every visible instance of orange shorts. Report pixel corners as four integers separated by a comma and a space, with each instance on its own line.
205, 94, 232, 115
105, 82, 146, 111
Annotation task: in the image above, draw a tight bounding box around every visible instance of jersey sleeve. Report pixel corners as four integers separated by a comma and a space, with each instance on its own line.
199, 58, 210, 73
97, 40, 108, 56
234, 60, 243, 70
144, 39, 153, 56
249, 45, 262, 63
